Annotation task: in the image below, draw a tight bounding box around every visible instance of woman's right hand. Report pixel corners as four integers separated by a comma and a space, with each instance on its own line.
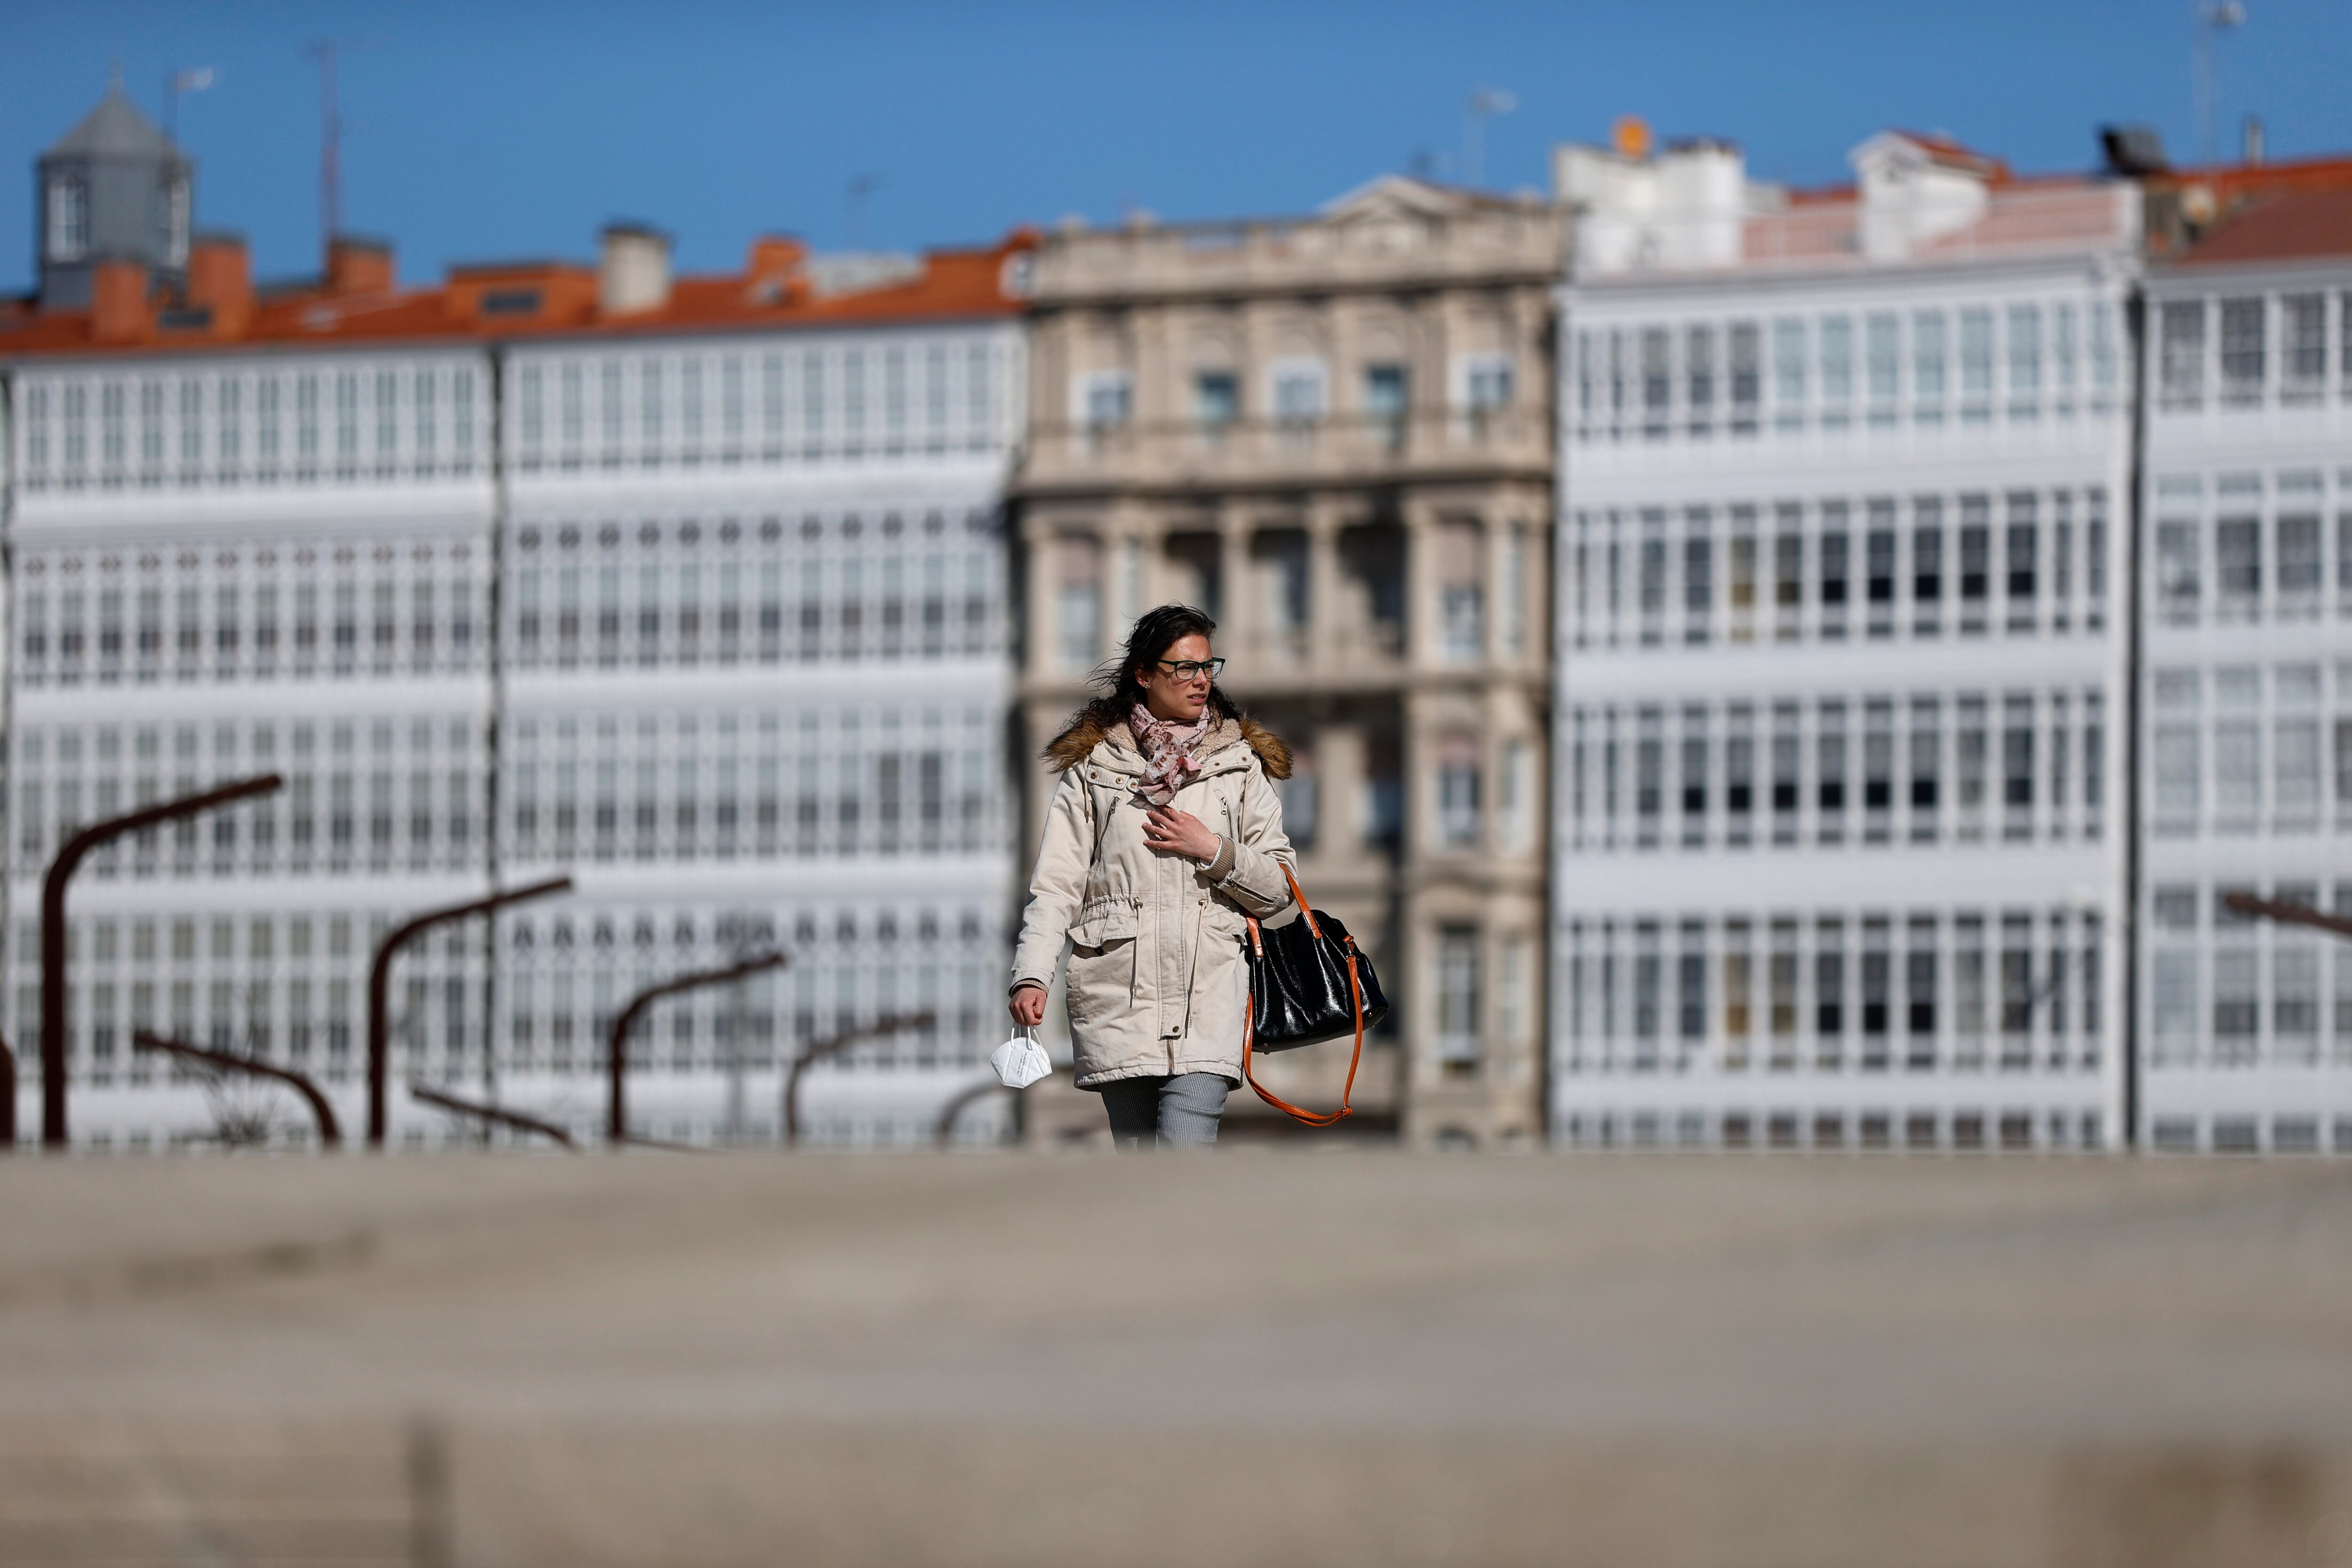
1008, 984, 1047, 1028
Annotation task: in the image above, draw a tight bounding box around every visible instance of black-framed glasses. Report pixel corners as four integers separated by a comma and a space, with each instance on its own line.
1154, 657, 1226, 681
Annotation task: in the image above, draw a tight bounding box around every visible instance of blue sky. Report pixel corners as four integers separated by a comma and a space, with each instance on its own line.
3, 0, 2348, 293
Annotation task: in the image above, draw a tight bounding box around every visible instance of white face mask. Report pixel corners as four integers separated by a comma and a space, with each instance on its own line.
989, 1027, 1051, 1090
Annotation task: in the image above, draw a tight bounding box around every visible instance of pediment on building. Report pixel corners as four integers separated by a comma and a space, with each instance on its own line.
1318, 175, 1473, 224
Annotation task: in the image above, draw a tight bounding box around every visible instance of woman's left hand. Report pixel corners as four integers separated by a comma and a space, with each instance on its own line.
1143, 804, 1221, 863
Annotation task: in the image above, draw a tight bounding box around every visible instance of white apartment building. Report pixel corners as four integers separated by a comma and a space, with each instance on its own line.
2138, 176, 2352, 1155
1550, 131, 2140, 1152
0, 89, 1028, 1149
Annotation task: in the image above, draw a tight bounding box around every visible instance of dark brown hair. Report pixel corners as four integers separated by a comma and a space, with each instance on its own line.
1071, 602, 1240, 732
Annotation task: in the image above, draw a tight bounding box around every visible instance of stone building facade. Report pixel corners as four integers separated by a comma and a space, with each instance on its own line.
1011, 179, 1558, 1147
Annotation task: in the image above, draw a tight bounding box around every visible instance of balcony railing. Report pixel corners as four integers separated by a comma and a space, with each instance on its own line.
1024, 406, 1545, 485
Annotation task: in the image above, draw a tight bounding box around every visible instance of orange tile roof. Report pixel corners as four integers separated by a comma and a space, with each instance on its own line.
2139, 152, 2352, 261
0, 230, 1036, 359
1886, 130, 2011, 181
2170, 185, 2352, 268
2148, 151, 2352, 204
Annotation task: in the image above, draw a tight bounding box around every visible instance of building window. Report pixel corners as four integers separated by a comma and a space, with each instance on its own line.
165, 176, 190, 267
1727, 323, 1760, 435
2001, 696, 2035, 830
2213, 949, 2259, 1061
2278, 513, 2321, 604
1270, 359, 1327, 428
1679, 924, 1708, 1043
1724, 706, 1755, 847
1434, 926, 1481, 1064
1720, 920, 1754, 1065
1436, 519, 1484, 662
1678, 706, 1709, 846
1193, 371, 1239, 434
1685, 324, 1715, 437
2215, 718, 2260, 824
1635, 709, 1663, 848
1912, 309, 1947, 426
1959, 501, 1991, 622
1818, 315, 1853, 430
46, 176, 87, 262
1462, 353, 1514, 414
1771, 318, 1806, 431
1499, 737, 1534, 852
1056, 536, 1102, 673
2005, 303, 2042, 422
1077, 370, 1130, 430
1363, 363, 1407, 432
1638, 329, 1669, 440
1865, 312, 1899, 428
2283, 294, 2327, 403
2160, 300, 2206, 408
1958, 307, 1994, 422
2051, 301, 2079, 414
2218, 297, 2265, 406
1437, 737, 1481, 849
2215, 516, 2260, 613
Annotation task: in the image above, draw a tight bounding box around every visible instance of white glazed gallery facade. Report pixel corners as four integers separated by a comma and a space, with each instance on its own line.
2, 316, 1026, 1149
1549, 143, 2141, 1152
2137, 248, 2352, 1155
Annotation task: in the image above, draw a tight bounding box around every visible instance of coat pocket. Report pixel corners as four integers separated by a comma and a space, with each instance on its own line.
1070, 897, 1139, 951
1201, 898, 1249, 945
1066, 899, 1140, 1026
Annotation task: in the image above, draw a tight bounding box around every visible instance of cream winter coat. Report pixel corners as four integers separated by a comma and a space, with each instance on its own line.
1009, 710, 1297, 1089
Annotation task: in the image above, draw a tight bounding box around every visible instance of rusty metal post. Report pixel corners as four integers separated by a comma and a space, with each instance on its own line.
607, 952, 790, 1146
2222, 892, 2352, 942
131, 1029, 342, 1148
41, 773, 284, 1148
781, 1010, 938, 1146
368, 876, 571, 1148
407, 1081, 577, 1150
933, 1077, 1010, 1148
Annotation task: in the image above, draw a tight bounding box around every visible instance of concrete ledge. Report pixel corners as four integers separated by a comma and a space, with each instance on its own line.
0, 1152, 2347, 1564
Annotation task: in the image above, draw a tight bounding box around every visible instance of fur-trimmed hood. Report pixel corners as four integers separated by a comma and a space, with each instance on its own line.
1043, 707, 1291, 780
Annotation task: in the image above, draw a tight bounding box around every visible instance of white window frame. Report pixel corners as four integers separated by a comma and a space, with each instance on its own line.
1071, 369, 1132, 430
47, 175, 87, 263
1266, 358, 1328, 425
1457, 352, 1515, 412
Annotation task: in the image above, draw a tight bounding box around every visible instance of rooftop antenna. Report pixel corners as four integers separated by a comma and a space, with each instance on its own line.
303, 40, 344, 255
163, 66, 215, 146
845, 172, 887, 250
2194, 2, 2245, 167
1463, 88, 1517, 189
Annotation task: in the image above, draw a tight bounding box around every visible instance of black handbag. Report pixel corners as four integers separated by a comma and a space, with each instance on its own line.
1240, 864, 1389, 1126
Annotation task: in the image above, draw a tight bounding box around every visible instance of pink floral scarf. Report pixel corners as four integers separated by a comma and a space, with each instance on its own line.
1129, 703, 1212, 805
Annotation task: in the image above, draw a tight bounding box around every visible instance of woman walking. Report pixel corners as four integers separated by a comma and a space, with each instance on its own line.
1009, 604, 1295, 1149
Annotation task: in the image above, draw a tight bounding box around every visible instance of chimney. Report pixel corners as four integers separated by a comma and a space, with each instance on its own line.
2243, 115, 2265, 166
90, 257, 150, 343
326, 235, 395, 295
745, 235, 805, 304
187, 231, 252, 334
599, 223, 671, 317
1856, 132, 1994, 262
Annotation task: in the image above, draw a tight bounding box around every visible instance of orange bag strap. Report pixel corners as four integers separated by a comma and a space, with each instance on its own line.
1239, 871, 1362, 1128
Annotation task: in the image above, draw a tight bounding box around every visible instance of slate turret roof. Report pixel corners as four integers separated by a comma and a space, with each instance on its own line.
45, 85, 181, 163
